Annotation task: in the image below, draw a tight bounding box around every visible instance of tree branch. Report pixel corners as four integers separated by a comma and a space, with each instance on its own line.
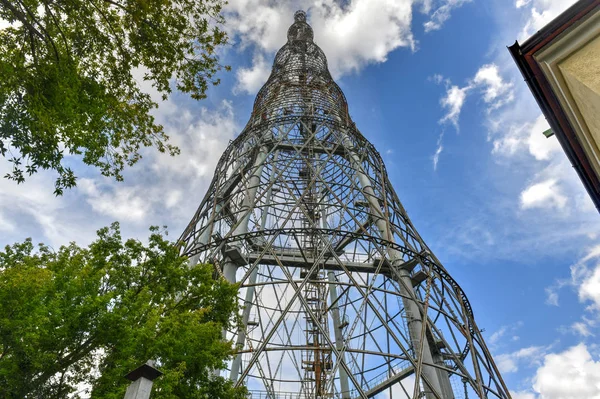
0, 0, 45, 40
0, 344, 10, 361
40, 0, 71, 59
102, 0, 129, 13
31, 334, 98, 388
28, 28, 38, 65
13, 0, 60, 61
88, 0, 127, 54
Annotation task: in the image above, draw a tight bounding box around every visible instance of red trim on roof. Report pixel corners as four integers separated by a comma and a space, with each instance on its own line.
509, 0, 600, 212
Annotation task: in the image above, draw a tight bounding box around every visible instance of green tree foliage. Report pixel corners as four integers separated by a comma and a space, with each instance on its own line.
0, 223, 246, 399
0, 0, 229, 194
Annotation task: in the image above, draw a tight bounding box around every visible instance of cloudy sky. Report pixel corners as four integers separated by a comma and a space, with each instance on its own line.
2, 0, 600, 397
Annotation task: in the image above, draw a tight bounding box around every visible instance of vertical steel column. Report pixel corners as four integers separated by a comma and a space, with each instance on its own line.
260, 150, 279, 232
222, 144, 269, 283
433, 351, 455, 398
230, 266, 259, 383
216, 144, 268, 379
321, 197, 351, 398
188, 203, 222, 267
328, 272, 351, 398
230, 150, 278, 383
341, 133, 445, 399
190, 141, 252, 267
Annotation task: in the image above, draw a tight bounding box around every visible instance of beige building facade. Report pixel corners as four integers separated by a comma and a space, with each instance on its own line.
510, 0, 600, 211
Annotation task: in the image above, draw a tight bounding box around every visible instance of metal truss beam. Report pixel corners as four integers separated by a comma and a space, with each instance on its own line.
245, 252, 421, 276
363, 366, 414, 398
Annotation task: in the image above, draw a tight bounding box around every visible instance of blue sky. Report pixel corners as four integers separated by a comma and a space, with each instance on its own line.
2, 0, 600, 397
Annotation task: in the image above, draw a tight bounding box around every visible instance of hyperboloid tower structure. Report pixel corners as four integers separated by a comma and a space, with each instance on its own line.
179, 11, 510, 399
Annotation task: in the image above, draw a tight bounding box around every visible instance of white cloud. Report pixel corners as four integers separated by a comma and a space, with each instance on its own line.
0, 212, 15, 232
432, 143, 443, 170
235, 54, 271, 94
489, 102, 593, 222
532, 344, 600, 398
0, 162, 102, 248
165, 190, 182, 209
439, 84, 469, 129
151, 100, 236, 181
580, 265, 600, 311
78, 179, 149, 223
491, 134, 522, 157
519, 0, 579, 41
430, 73, 445, 84
71, 95, 236, 243
487, 321, 523, 346
430, 29, 598, 262
490, 326, 508, 345
572, 321, 595, 338
427, 4, 600, 392
492, 115, 560, 160
225, 0, 290, 54
418, 0, 435, 14
383, 375, 414, 398
225, 0, 422, 90
545, 287, 559, 306
432, 0, 593, 243
432, 132, 444, 170
475, 0, 598, 237
515, 0, 531, 8
510, 391, 537, 399
508, 344, 600, 398
311, 0, 417, 75
0, 89, 237, 249
580, 245, 600, 263
526, 117, 561, 161
572, 245, 600, 313
472, 64, 514, 110
437, 63, 514, 130
424, 0, 471, 33
496, 345, 548, 373
546, 246, 600, 338
520, 179, 567, 210
227, 0, 476, 93
93, 99, 238, 229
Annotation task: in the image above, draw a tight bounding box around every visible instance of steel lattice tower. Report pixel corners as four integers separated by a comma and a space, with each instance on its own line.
179, 11, 511, 399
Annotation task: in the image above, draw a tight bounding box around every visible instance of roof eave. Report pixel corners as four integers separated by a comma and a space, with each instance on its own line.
508, 0, 600, 213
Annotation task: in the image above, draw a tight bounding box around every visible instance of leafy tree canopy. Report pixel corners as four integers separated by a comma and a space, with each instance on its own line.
0, 0, 229, 194
0, 223, 246, 399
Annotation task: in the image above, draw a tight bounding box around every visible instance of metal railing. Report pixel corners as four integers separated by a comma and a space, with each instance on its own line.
247, 390, 355, 399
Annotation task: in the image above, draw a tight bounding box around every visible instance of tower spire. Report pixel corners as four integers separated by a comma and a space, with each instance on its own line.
179, 11, 511, 399
288, 10, 314, 43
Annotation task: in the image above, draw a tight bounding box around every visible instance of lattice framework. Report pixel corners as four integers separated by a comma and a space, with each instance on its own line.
179, 10, 511, 399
